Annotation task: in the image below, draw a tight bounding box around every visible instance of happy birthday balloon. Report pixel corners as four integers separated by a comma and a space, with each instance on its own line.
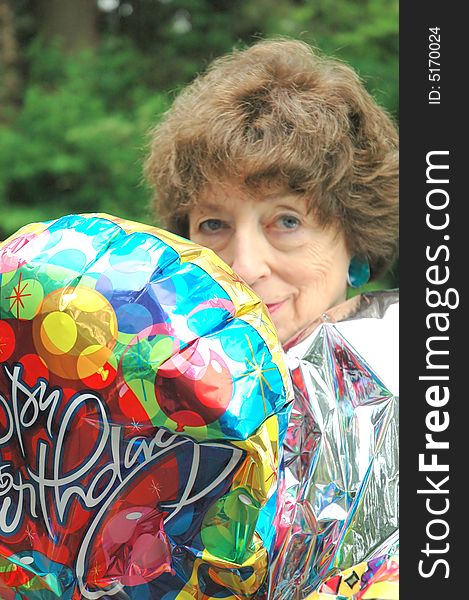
0, 213, 293, 600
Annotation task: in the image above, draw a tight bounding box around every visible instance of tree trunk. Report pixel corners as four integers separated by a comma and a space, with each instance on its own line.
34, 0, 99, 53
0, 0, 22, 120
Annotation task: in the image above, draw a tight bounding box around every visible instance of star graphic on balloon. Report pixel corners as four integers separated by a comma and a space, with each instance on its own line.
130, 418, 142, 432
239, 335, 277, 416
6, 272, 31, 319
25, 525, 36, 544
150, 479, 161, 497
92, 561, 101, 584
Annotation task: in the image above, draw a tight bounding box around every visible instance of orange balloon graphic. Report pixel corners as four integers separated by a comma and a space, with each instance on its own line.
32, 287, 117, 380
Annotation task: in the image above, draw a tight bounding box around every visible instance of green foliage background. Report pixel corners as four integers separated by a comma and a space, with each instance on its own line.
0, 0, 398, 288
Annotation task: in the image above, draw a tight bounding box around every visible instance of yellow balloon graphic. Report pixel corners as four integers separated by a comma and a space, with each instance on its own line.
41, 311, 77, 355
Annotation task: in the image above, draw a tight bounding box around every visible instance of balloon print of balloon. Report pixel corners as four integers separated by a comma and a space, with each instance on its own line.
0, 213, 292, 600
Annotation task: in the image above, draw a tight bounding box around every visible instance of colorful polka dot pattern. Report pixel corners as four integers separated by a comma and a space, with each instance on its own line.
0, 213, 293, 600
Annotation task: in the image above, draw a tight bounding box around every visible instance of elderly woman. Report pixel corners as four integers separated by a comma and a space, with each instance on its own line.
146, 38, 399, 599
145, 39, 398, 346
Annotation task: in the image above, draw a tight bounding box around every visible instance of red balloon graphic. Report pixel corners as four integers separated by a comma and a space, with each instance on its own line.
18, 353, 49, 386
118, 383, 152, 423
83, 452, 179, 590
87, 507, 172, 588
0, 320, 15, 362
155, 340, 233, 431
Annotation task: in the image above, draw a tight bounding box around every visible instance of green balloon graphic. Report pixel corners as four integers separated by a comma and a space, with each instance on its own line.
201, 488, 260, 563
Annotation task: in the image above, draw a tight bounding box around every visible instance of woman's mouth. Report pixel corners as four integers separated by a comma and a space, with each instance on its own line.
265, 301, 284, 315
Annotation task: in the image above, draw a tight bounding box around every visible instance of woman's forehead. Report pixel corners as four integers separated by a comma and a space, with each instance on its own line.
198, 179, 304, 207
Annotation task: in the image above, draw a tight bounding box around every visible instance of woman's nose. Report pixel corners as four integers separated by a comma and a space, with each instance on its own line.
229, 231, 271, 287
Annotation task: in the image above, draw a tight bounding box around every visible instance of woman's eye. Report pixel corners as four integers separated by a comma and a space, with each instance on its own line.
276, 215, 301, 230
199, 219, 226, 233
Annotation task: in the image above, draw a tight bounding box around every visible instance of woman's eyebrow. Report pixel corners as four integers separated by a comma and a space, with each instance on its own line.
274, 203, 303, 211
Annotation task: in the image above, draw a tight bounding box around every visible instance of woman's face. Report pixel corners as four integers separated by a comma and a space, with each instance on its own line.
189, 180, 351, 344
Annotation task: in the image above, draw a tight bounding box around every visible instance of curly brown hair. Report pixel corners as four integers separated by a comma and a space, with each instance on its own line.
145, 38, 398, 279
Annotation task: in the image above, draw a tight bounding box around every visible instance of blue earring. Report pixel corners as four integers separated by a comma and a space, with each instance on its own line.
347, 256, 370, 288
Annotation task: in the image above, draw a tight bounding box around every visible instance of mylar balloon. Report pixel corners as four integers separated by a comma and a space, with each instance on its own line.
0, 214, 293, 600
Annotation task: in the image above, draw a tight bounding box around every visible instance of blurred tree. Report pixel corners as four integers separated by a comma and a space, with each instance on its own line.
0, 0, 22, 121
0, 0, 398, 260
100, 0, 398, 117
32, 0, 99, 52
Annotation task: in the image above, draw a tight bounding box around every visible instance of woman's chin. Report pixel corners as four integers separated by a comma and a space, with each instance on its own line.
265, 303, 304, 346
266, 307, 298, 346
270, 317, 292, 347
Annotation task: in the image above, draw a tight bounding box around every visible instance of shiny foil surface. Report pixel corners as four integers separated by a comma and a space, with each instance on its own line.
0, 214, 293, 600
269, 292, 399, 599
